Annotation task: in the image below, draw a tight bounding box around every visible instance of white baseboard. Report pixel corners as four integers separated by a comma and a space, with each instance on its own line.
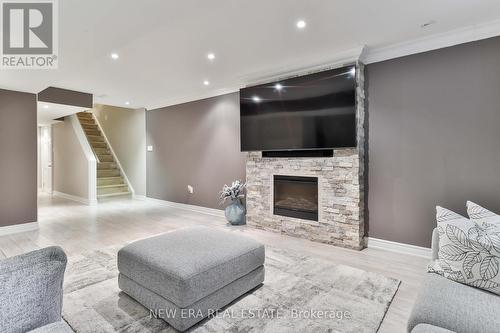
0, 222, 38, 236
132, 194, 147, 200
143, 197, 225, 218
138, 197, 430, 258
53, 191, 98, 206
367, 237, 431, 258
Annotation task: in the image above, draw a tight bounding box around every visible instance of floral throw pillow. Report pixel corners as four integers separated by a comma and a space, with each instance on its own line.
467, 201, 500, 227
428, 206, 500, 295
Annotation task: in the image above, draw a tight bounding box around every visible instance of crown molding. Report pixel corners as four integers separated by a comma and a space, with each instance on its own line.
146, 87, 240, 110
364, 18, 500, 64
146, 46, 366, 110
239, 45, 366, 87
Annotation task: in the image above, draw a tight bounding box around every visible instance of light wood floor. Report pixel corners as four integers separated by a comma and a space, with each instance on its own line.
0, 194, 428, 332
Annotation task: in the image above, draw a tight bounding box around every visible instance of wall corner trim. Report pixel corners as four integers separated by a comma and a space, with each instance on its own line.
53, 191, 98, 206
0, 222, 38, 236
367, 237, 432, 258
142, 197, 225, 218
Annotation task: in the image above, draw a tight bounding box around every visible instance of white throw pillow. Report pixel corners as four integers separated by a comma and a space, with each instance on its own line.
467, 201, 500, 227
428, 206, 500, 295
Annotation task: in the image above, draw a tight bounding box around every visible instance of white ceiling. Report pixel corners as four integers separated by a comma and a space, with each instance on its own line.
37, 102, 87, 126
2, 0, 500, 110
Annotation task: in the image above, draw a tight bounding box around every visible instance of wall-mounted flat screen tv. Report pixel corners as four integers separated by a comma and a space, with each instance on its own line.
240, 65, 357, 151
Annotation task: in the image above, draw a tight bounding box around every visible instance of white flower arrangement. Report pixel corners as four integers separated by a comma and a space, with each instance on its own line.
219, 180, 246, 204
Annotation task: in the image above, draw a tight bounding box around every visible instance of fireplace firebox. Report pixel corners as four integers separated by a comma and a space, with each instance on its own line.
273, 175, 318, 221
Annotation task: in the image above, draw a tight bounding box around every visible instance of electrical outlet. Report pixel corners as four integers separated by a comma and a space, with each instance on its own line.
187, 185, 194, 194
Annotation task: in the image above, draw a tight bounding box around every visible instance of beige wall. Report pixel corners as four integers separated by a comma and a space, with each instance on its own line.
0, 89, 37, 227
52, 118, 89, 199
93, 105, 146, 196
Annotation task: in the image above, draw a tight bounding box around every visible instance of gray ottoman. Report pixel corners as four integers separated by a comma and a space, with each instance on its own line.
117, 226, 265, 331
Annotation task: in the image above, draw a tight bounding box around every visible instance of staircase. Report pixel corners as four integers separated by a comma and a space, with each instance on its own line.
77, 112, 131, 199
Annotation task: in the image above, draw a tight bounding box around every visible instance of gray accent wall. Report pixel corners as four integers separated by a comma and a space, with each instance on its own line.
147, 92, 246, 209
366, 36, 500, 247
145, 36, 500, 247
38, 87, 93, 108
0, 89, 37, 227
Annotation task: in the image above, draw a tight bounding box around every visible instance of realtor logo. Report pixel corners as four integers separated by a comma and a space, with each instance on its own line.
1, 0, 58, 69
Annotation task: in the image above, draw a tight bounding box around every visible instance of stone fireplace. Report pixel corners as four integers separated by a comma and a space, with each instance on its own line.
245, 63, 365, 250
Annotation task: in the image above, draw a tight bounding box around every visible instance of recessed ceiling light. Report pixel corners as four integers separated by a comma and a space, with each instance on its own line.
274, 83, 283, 91
110, 53, 119, 60
296, 20, 306, 29
207, 53, 215, 60
125, 101, 130, 105
252, 96, 261, 103
43, 105, 49, 109
203, 80, 210, 86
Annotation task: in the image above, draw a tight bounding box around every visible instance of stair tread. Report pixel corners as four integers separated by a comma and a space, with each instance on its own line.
97, 169, 120, 178
98, 184, 127, 189
79, 113, 129, 199
98, 192, 131, 198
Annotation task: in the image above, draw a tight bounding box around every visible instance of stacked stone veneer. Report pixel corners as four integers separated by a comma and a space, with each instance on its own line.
245, 63, 366, 250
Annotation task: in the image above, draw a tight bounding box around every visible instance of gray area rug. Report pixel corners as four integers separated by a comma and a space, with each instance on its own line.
62, 246, 400, 333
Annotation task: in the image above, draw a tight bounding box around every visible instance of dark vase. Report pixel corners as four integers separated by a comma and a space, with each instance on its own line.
224, 198, 246, 225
